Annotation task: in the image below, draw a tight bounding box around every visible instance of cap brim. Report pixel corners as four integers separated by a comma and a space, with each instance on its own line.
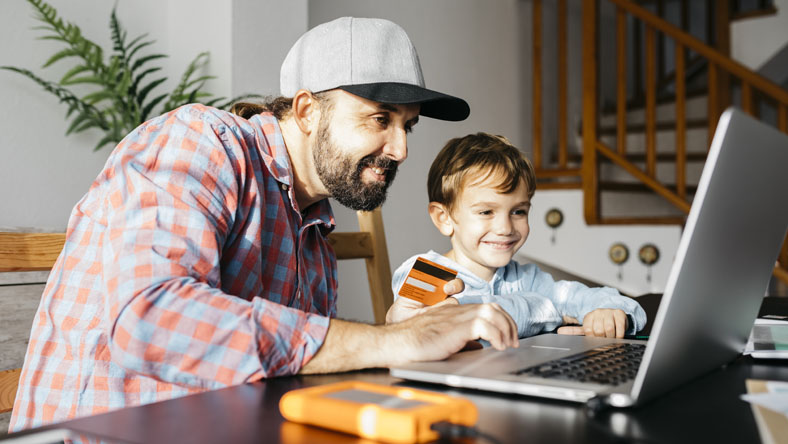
338, 82, 470, 121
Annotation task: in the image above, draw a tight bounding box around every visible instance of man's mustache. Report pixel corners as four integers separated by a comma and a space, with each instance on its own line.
359, 156, 398, 181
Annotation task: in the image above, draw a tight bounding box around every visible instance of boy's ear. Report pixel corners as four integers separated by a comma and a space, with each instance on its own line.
291, 89, 319, 135
428, 202, 454, 237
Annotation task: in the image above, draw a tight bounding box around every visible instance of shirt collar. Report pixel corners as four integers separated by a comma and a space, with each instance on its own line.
251, 112, 336, 232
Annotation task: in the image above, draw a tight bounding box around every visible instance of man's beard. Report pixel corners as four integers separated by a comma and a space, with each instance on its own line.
313, 117, 398, 211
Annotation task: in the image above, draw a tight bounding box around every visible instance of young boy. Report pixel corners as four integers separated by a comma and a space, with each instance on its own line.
386, 133, 646, 339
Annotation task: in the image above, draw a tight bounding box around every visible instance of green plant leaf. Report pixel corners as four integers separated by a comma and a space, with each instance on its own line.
9, 0, 261, 150
141, 93, 167, 121
127, 37, 155, 63
109, 7, 125, 54
82, 89, 115, 105
131, 54, 167, 72
61, 75, 105, 86
136, 77, 167, 106
42, 48, 79, 68
65, 112, 94, 135
130, 66, 162, 91
72, 119, 102, 135
59, 64, 91, 84
93, 133, 118, 152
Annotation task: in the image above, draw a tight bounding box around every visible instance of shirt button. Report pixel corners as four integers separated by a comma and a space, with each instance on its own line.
281, 183, 289, 192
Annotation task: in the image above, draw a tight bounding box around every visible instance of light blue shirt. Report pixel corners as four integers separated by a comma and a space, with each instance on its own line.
392, 250, 646, 337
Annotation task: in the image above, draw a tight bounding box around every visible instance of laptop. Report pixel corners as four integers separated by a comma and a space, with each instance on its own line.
390, 107, 788, 407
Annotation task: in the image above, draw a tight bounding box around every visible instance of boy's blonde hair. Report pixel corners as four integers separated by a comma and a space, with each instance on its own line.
428, 132, 536, 213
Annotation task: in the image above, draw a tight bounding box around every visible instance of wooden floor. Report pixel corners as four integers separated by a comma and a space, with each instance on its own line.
0, 282, 44, 436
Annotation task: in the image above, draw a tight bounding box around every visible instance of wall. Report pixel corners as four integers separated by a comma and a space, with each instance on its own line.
0, 0, 305, 231
732, 0, 788, 70
519, 190, 680, 297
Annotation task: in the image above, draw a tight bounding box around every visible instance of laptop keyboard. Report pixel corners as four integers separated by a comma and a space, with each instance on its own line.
513, 343, 646, 386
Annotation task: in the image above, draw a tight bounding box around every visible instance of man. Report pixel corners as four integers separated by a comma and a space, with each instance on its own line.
10, 17, 517, 431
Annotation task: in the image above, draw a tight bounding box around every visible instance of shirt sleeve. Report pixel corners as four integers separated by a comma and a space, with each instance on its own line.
101, 105, 328, 390
391, 255, 419, 300
528, 265, 647, 335
457, 292, 564, 337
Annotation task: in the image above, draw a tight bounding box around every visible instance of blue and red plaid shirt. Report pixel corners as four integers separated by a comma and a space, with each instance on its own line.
10, 104, 335, 431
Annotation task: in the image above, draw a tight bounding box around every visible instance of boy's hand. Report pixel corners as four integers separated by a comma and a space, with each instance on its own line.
556, 308, 628, 338
385, 278, 464, 324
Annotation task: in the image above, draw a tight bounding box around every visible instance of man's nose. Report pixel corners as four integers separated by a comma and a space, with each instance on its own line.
384, 128, 408, 163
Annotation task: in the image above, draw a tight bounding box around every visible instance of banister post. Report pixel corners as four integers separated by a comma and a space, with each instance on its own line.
582, 0, 599, 224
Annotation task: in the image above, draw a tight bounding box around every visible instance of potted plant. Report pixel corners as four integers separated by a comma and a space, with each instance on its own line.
2, 0, 261, 150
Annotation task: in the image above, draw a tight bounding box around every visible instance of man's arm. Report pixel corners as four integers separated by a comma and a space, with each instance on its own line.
302, 302, 519, 373
101, 106, 328, 388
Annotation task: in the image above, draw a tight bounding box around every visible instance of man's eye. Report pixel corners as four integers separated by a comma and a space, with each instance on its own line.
513, 209, 529, 216
375, 116, 389, 127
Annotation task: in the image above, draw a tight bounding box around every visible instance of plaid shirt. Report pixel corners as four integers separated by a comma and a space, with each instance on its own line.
10, 105, 335, 432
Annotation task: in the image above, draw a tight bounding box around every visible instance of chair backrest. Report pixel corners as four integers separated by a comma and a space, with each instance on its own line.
0, 210, 394, 413
327, 208, 395, 325
0, 210, 394, 320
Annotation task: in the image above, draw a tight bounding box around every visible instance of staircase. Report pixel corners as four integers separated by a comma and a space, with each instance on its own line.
520, 0, 788, 295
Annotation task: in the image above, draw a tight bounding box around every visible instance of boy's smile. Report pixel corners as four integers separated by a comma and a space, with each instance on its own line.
442, 175, 531, 281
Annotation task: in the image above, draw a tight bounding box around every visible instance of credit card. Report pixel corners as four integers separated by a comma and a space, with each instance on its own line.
398, 257, 458, 306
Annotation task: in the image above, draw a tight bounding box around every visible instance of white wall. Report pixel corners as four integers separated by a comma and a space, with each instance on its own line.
732, 0, 788, 70
1, 0, 116, 230
519, 190, 681, 297
0, 0, 305, 230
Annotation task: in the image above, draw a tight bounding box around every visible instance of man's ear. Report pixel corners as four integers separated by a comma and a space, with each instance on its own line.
291, 89, 319, 135
428, 202, 454, 237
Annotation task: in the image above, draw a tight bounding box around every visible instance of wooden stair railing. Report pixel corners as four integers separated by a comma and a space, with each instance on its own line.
581, 0, 788, 285
529, 0, 788, 286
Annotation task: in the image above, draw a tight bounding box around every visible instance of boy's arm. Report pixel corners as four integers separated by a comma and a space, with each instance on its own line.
557, 309, 630, 338
457, 292, 564, 338
529, 266, 646, 335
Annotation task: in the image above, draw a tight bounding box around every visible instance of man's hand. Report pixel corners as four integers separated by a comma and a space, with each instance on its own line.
556, 308, 628, 338
301, 299, 518, 374
385, 278, 465, 324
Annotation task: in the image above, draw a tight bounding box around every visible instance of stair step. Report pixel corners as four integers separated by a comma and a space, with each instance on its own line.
598, 118, 708, 136
535, 181, 583, 190
598, 216, 686, 225
601, 87, 708, 115
560, 152, 707, 163
599, 181, 698, 194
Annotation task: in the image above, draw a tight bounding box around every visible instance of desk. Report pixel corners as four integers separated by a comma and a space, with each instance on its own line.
5, 295, 788, 444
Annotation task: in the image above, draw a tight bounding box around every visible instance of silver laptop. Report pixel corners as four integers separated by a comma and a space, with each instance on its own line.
391, 107, 788, 407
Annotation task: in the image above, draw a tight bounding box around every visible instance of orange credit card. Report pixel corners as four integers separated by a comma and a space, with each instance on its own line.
397, 257, 458, 306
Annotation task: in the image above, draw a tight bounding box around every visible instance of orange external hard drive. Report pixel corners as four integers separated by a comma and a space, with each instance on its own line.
397, 257, 458, 306
279, 381, 478, 443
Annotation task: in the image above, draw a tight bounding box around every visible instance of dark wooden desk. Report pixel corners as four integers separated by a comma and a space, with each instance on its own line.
5, 295, 788, 444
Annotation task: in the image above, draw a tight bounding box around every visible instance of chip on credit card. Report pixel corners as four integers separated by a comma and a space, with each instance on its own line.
397, 257, 458, 306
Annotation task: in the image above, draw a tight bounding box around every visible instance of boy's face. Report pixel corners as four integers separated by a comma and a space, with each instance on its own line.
441, 175, 531, 281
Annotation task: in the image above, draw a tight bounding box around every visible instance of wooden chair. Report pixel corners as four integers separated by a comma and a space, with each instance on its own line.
0, 208, 394, 413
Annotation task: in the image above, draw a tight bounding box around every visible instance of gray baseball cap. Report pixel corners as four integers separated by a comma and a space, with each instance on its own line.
280, 17, 470, 121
